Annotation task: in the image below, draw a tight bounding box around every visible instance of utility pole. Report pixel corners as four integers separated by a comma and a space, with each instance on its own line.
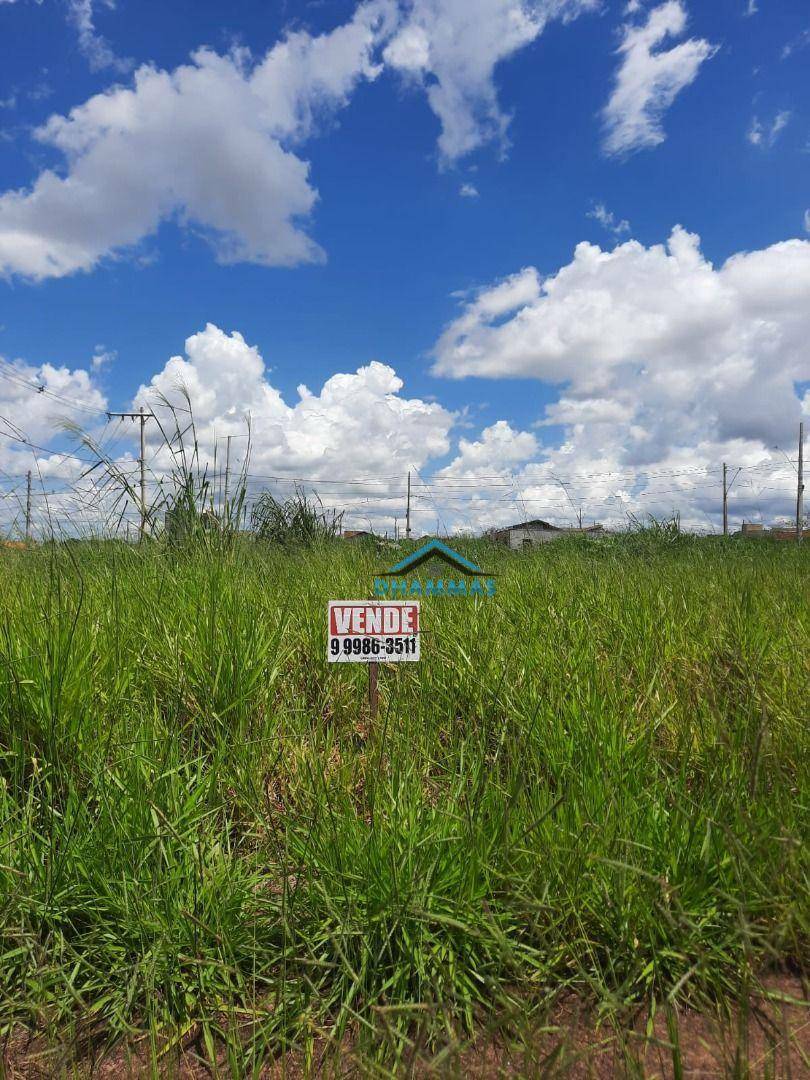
405, 471, 411, 539
223, 434, 232, 513
799, 419, 807, 544
25, 470, 31, 542
139, 407, 146, 540
722, 463, 741, 537
723, 462, 728, 537
107, 408, 152, 541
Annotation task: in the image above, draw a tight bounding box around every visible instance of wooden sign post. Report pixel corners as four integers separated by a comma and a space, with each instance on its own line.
368, 661, 379, 722
327, 600, 421, 724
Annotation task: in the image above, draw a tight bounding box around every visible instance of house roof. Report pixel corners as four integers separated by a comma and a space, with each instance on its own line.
493, 519, 604, 534
494, 519, 553, 531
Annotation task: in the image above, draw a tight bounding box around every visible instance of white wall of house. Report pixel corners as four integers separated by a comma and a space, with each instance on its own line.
504, 527, 557, 549
496, 525, 605, 548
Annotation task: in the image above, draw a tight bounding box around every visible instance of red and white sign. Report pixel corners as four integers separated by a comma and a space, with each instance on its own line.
328, 600, 420, 663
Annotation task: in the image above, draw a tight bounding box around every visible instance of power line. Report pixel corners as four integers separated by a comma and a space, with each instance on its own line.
1, 411, 804, 539
0, 359, 107, 417
0, 423, 138, 466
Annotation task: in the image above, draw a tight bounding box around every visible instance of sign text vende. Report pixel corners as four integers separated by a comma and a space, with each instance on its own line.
328, 601, 420, 662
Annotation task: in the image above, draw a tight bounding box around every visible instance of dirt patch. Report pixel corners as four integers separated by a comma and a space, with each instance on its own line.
3, 977, 807, 1077
451, 976, 809, 1078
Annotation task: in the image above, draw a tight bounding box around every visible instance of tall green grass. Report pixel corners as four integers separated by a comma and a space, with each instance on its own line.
0, 534, 807, 1069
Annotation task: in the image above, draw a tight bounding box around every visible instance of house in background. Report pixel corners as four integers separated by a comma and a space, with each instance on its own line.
342, 529, 374, 541
738, 522, 802, 541
488, 519, 605, 549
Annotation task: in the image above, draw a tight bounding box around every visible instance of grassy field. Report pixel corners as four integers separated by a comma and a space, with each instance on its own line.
0, 532, 807, 1074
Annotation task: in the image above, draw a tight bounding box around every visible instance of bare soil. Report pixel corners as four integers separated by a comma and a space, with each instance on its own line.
3, 976, 807, 1078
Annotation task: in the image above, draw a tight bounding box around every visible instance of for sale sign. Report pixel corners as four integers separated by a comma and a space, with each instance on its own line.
327, 600, 420, 663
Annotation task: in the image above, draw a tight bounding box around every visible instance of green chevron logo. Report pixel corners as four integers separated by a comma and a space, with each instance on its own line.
373, 540, 496, 599
384, 539, 488, 576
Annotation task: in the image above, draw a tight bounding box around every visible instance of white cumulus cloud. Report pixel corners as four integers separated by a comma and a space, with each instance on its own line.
131, 323, 454, 527
430, 228, 810, 528
1, 302, 806, 537
0, 2, 393, 280
384, 0, 599, 165
0, 354, 108, 479
0, 324, 455, 534
441, 420, 538, 473
602, 1, 716, 157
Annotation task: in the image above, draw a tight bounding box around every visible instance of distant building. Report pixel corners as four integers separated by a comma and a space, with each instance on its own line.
489, 519, 605, 550
342, 530, 374, 541
738, 522, 801, 541
768, 528, 800, 541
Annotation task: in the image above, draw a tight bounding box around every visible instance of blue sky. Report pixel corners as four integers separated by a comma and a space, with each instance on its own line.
0, 0, 808, 534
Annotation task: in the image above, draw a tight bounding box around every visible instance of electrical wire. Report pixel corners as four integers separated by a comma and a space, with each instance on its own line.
0, 360, 107, 417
